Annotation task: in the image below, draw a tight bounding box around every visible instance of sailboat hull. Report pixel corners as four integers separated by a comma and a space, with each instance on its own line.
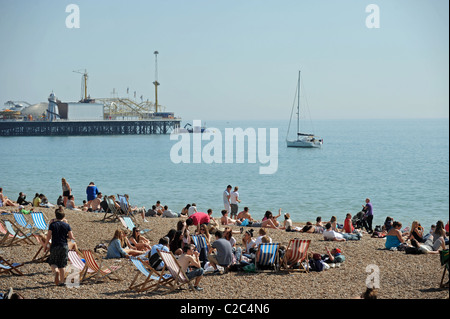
287, 138, 322, 148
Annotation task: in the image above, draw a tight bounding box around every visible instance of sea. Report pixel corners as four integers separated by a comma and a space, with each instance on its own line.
0, 118, 448, 230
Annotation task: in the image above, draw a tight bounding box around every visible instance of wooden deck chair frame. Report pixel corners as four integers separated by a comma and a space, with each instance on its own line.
128, 256, 173, 293
67, 250, 96, 283
255, 242, 280, 272
102, 195, 121, 221
157, 250, 195, 293
0, 220, 14, 246
280, 238, 311, 272
116, 194, 134, 217
80, 249, 122, 283
0, 255, 24, 276
2, 220, 35, 246
31, 233, 50, 262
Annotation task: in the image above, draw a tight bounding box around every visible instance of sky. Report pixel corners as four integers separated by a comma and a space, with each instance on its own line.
0, 0, 448, 121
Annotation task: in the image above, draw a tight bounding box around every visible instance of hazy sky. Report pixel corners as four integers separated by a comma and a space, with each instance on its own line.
0, 0, 448, 121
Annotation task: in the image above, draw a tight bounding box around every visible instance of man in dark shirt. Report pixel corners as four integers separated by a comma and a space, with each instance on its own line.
207, 230, 233, 274
44, 208, 75, 286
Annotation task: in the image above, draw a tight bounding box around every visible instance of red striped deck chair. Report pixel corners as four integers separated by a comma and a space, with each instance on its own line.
157, 250, 195, 293
80, 249, 122, 283
280, 238, 311, 272
68, 250, 96, 283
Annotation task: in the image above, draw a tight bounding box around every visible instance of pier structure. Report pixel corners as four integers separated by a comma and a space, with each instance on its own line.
0, 118, 180, 136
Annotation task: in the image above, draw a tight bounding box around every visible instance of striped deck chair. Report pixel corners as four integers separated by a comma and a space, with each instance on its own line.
440, 249, 449, 288
0, 220, 14, 246
80, 249, 122, 283
68, 250, 96, 283
2, 220, 35, 246
30, 212, 49, 234
255, 243, 280, 272
31, 233, 50, 262
102, 195, 121, 221
13, 212, 33, 230
119, 216, 151, 236
280, 238, 311, 272
128, 256, 173, 292
0, 256, 24, 276
117, 194, 132, 216
191, 234, 209, 267
158, 250, 195, 293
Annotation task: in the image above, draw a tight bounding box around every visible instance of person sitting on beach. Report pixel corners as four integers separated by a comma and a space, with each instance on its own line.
254, 228, 272, 248
188, 203, 198, 216
88, 193, 103, 212
208, 230, 233, 274
220, 209, 237, 226
178, 244, 204, 291
323, 222, 362, 241
128, 227, 151, 251
148, 237, 170, 270
65, 195, 81, 211
180, 204, 191, 217
106, 230, 144, 258
162, 205, 179, 218
56, 195, 64, 206
328, 216, 341, 232
344, 213, 355, 234
236, 207, 255, 224
223, 227, 237, 248
412, 220, 447, 254
382, 216, 394, 233
322, 247, 345, 266
284, 213, 301, 232
169, 230, 184, 256
16, 192, 31, 206
155, 200, 164, 216
262, 209, 281, 228
407, 221, 424, 243
316, 216, 324, 228
385, 221, 409, 250
242, 229, 256, 257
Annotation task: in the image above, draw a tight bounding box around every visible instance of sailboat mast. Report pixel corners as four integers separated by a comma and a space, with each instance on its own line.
297, 70, 300, 135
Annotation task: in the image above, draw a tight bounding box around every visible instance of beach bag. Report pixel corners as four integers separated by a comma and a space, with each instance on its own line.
243, 263, 256, 273
241, 219, 249, 227
405, 246, 422, 255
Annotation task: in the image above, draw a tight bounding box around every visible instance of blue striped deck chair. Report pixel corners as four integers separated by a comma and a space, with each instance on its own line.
117, 194, 132, 216
30, 212, 48, 234
120, 216, 151, 236
128, 256, 173, 292
2, 220, 35, 246
0, 256, 24, 276
255, 243, 280, 272
13, 212, 33, 230
191, 234, 209, 267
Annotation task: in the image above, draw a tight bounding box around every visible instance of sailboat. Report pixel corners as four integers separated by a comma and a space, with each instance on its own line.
286, 71, 323, 148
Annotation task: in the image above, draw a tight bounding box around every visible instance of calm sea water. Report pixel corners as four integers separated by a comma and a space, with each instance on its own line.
0, 119, 448, 229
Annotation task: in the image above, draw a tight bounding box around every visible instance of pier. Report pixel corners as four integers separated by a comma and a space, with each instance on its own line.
0, 119, 181, 136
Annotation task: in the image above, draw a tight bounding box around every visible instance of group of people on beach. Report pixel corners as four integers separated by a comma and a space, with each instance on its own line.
2, 181, 449, 294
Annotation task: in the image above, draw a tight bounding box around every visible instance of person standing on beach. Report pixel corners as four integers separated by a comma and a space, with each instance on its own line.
230, 186, 241, 220
362, 198, 374, 234
61, 178, 71, 207
43, 208, 75, 286
223, 185, 232, 214
86, 182, 99, 206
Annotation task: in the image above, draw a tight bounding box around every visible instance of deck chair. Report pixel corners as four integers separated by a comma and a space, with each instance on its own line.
255, 243, 280, 272
80, 249, 122, 283
128, 256, 173, 292
440, 249, 449, 288
117, 194, 133, 217
2, 220, 35, 246
102, 196, 121, 221
13, 212, 33, 230
157, 250, 195, 293
119, 216, 151, 236
30, 212, 49, 234
68, 250, 96, 283
0, 220, 14, 246
280, 238, 311, 272
191, 234, 209, 267
0, 256, 24, 276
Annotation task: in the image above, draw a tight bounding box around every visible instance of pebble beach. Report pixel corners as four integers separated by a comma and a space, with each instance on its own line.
0, 206, 448, 300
